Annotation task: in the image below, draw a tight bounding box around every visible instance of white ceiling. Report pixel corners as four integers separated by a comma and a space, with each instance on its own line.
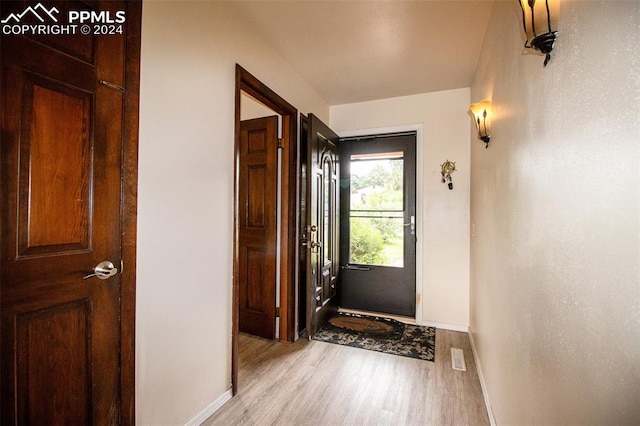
230, 0, 495, 105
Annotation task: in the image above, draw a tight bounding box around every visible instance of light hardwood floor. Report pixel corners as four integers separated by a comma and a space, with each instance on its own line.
203, 329, 489, 425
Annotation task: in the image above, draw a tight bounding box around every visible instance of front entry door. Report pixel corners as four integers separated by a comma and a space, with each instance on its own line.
1, 1, 137, 423
339, 133, 417, 317
238, 116, 279, 339
305, 114, 340, 338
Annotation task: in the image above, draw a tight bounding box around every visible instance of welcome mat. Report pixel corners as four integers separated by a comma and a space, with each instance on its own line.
313, 312, 435, 361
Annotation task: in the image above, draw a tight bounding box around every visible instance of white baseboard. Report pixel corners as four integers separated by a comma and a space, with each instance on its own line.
185, 388, 233, 426
422, 321, 469, 333
468, 329, 496, 426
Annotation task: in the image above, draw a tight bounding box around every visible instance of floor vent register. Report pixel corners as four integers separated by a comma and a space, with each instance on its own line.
451, 348, 467, 371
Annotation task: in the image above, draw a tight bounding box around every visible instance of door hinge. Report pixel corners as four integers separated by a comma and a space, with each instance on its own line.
277, 138, 283, 149
275, 307, 280, 317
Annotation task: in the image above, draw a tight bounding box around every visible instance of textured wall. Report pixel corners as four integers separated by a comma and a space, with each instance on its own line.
470, 1, 640, 424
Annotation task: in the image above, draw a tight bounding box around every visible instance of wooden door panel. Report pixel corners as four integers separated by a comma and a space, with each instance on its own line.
2, 64, 96, 286
31, 1, 97, 64
245, 248, 267, 310
0, 0, 98, 64
247, 126, 268, 153
238, 245, 274, 337
1, 1, 134, 424
16, 300, 91, 425
247, 165, 268, 227
4, 279, 120, 424
19, 77, 92, 255
238, 116, 278, 339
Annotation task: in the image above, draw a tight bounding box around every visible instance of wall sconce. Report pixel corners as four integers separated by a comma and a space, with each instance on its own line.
469, 100, 491, 149
519, 0, 558, 66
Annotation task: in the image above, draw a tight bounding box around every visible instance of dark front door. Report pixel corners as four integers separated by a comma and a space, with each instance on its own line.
305, 114, 340, 338
238, 116, 278, 339
1, 1, 138, 423
339, 133, 417, 317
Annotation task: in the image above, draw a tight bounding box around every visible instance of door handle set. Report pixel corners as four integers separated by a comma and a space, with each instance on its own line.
309, 240, 322, 253
306, 225, 321, 252
83, 261, 118, 280
403, 215, 416, 236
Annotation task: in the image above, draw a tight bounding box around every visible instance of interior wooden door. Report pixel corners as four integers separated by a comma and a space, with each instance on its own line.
0, 1, 137, 423
305, 114, 340, 338
238, 116, 278, 339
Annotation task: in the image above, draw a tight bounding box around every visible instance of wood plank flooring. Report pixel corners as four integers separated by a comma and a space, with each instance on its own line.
203, 329, 489, 425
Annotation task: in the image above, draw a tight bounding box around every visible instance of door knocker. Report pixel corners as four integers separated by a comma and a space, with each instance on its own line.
440, 160, 456, 190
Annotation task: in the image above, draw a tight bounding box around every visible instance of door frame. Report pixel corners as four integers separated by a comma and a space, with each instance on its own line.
116, 1, 142, 422
337, 124, 424, 325
232, 65, 298, 393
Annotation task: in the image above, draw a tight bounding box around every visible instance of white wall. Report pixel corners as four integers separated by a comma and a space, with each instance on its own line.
331, 89, 471, 329
470, 1, 640, 424
137, 2, 328, 424
241, 92, 277, 120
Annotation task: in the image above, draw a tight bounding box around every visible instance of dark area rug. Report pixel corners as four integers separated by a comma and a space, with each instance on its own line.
313, 312, 435, 361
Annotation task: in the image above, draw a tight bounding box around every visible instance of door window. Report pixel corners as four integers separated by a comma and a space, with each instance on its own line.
348, 152, 404, 267
323, 157, 332, 264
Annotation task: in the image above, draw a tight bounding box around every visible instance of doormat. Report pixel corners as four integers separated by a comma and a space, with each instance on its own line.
313, 312, 435, 361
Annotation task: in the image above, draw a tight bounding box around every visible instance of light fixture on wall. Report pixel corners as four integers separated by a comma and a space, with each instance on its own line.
519, 0, 558, 67
469, 100, 491, 149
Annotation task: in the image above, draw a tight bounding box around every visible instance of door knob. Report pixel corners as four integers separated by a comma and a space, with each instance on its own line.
310, 241, 322, 253
83, 261, 118, 280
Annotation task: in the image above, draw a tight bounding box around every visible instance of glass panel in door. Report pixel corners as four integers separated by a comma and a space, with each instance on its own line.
349, 152, 404, 267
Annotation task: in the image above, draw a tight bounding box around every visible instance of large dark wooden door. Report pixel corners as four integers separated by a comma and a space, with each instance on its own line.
238, 116, 278, 339
1, 1, 138, 424
306, 114, 340, 338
